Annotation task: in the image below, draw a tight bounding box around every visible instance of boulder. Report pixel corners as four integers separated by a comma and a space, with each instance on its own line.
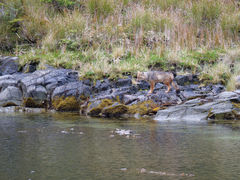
94, 79, 111, 93
102, 102, 128, 117
52, 81, 92, 99
0, 75, 18, 92
175, 74, 199, 86
155, 93, 240, 122
19, 69, 79, 98
115, 78, 132, 87
0, 56, 19, 75
0, 86, 22, 106
87, 99, 113, 116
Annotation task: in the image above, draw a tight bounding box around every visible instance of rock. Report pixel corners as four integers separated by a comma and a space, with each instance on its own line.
175, 74, 199, 86
87, 99, 113, 116
52, 96, 80, 111
115, 78, 132, 87
122, 94, 138, 105
102, 102, 128, 117
149, 91, 182, 105
155, 94, 240, 121
0, 75, 18, 92
0, 56, 19, 75
52, 81, 92, 99
19, 69, 79, 101
23, 62, 38, 73
211, 84, 225, 94
182, 90, 206, 100
128, 100, 158, 115
0, 86, 22, 106
94, 79, 111, 93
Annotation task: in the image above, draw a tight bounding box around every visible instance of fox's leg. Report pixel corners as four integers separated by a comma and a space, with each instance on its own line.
148, 81, 155, 94
172, 81, 179, 90
163, 80, 171, 93
165, 83, 171, 93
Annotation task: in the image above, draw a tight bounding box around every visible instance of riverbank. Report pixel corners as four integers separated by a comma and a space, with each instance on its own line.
1, 56, 240, 122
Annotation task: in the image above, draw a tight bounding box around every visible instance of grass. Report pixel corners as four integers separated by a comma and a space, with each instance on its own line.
1, 0, 240, 85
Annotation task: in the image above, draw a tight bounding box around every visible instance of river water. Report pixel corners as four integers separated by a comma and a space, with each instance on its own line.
0, 113, 240, 180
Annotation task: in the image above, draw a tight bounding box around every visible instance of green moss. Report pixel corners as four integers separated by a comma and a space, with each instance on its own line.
2, 102, 18, 107
87, 99, 113, 116
102, 103, 128, 117
128, 100, 158, 115
52, 96, 80, 111
23, 97, 46, 108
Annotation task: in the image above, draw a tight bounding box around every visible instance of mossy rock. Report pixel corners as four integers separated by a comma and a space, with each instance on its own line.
23, 97, 46, 108
127, 100, 159, 115
102, 102, 128, 117
87, 99, 113, 116
52, 96, 80, 111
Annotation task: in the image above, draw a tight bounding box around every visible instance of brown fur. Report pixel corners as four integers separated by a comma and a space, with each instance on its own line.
137, 71, 179, 94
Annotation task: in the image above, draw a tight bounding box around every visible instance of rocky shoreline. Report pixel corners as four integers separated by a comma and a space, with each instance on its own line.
0, 56, 240, 122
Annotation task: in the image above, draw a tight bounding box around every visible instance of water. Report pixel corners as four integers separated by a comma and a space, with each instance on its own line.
0, 113, 240, 180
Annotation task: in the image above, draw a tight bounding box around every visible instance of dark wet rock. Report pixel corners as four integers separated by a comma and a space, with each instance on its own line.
82, 79, 92, 87
102, 102, 128, 117
0, 86, 22, 106
94, 79, 111, 93
23, 63, 38, 73
0, 56, 19, 75
175, 74, 199, 86
149, 91, 182, 105
115, 78, 132, 87
52, 81, 92, 99
211, 84, 225, 94
136, 80, 150, 90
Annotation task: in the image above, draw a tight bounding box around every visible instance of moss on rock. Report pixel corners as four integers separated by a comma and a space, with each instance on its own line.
52, 96, 80, 111
102, 102, 128, 117
127, 100, 159, 115
87, 99, 113, 116
23, 97, 46, 108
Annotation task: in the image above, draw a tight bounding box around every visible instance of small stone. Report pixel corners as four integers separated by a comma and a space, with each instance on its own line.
140, 168, 146, 173
109, 134, 115, 138
61, 130, 68, 134
120, 168, 127, 171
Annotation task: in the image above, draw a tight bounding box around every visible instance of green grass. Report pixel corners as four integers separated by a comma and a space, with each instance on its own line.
1, 0, 240, 85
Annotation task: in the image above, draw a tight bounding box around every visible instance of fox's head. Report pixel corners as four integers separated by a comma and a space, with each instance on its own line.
137, 71, 147, 81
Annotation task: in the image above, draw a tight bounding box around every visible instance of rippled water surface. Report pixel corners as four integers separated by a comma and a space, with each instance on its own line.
1, 113, 240, 180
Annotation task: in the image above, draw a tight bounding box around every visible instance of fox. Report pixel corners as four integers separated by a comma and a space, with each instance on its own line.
137, 71, 179, 94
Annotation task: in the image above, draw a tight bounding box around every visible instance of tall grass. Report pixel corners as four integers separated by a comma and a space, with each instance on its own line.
1, 0, 240, 82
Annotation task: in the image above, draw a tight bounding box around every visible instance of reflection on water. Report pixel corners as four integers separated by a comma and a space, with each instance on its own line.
0, 113, 240, 180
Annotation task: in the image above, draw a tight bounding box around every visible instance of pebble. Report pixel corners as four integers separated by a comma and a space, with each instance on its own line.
120, 168, 127, 171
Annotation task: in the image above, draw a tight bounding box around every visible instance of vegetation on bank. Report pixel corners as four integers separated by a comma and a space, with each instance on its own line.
1, 0, 240, 89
